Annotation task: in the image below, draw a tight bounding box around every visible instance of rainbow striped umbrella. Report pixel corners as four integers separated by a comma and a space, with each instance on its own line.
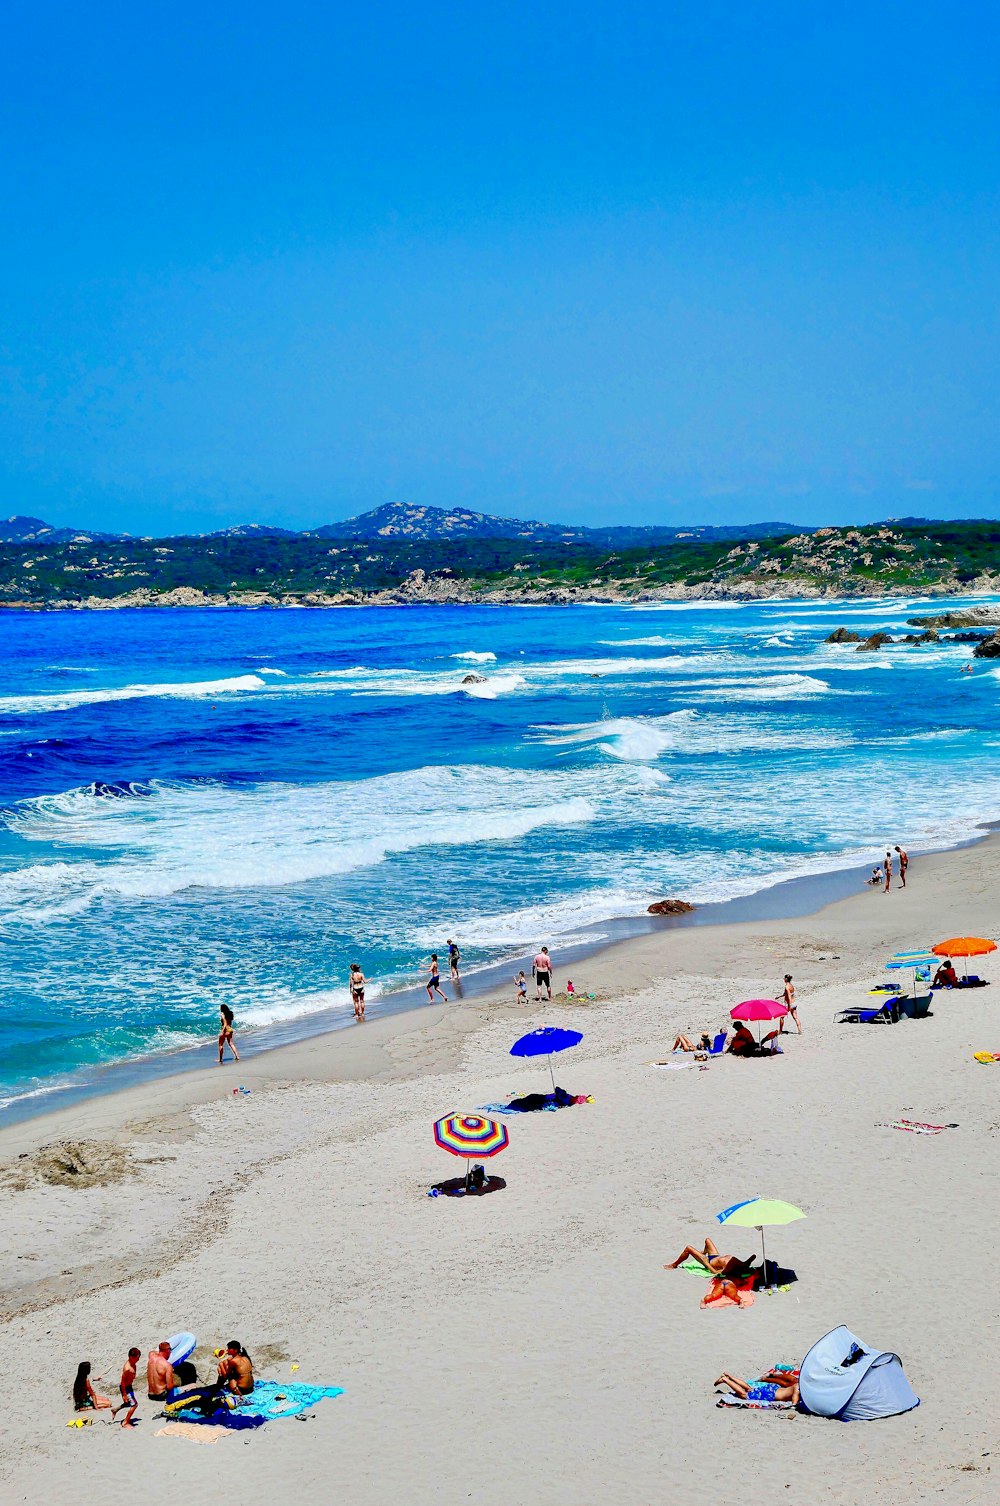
433, 1114, 509, 1188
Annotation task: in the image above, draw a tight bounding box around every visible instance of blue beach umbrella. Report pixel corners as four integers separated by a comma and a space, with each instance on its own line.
510, 1027, 583, 1092
885, 951, 937, 995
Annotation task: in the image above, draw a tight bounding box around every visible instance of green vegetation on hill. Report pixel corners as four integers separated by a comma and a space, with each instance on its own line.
0, 519, 997, 605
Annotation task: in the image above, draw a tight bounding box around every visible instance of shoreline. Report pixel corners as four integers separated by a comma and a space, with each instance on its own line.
3, 822, 999, 1501
3, 824, 994, 1147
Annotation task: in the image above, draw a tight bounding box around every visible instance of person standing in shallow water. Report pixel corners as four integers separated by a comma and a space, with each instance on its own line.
447, 939, 461, 983
218, 1004, 239, 1063
883, 850, 892, 894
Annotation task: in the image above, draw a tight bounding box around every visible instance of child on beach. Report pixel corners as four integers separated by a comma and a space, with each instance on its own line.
113, 1348, 140, 1427
514, 970, 528, 1003
426, 955, 448, 1003
72, 1362, 111, 1412
565, 979, 575, 995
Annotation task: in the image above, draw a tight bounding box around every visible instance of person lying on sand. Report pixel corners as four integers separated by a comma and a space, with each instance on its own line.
671, 1033, 713, 1053
217, 1341, 254, 1395
665, 1238, 756, 1279
715, 1368, 799, 1404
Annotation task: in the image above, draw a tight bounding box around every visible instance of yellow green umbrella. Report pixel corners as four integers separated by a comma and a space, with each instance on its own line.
716, 1197, 806, 1288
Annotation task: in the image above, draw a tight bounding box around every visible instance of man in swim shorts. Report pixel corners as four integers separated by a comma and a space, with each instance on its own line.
532, 945, 552, 1001
146, 1341, 176, 1401
894, 844, 908, 887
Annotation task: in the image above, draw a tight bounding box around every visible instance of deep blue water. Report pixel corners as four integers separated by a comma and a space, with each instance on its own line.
0, 596, 997, 1113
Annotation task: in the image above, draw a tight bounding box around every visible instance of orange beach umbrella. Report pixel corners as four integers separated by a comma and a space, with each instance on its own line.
932, 937, 996, 979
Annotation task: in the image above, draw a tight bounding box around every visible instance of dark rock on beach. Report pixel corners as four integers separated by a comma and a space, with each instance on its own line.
856, 632, 895, 652
647, 899, 696, 915
825, 627, 862, 643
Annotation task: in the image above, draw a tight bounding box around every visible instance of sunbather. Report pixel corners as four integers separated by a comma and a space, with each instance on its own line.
715, 1368, 799, 1405
665, 1238, 756, 1279
671, 1032, 712, 1053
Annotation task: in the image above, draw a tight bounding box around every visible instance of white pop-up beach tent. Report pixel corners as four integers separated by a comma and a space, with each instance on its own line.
799, 1325, 919, 1421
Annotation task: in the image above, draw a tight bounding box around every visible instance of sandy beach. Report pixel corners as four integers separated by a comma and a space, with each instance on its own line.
2, 839, 998, 1505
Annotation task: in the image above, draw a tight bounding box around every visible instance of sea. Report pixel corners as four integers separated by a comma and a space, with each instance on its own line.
1, 595, 998, 1120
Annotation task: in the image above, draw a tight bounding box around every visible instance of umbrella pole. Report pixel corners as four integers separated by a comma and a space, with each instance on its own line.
759, 1225, 769, 1291
465, 1156, 472, 1193
548, 1053, 556, 1093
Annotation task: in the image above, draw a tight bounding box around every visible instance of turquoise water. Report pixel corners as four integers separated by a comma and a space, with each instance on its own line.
0, 596, 997, 1115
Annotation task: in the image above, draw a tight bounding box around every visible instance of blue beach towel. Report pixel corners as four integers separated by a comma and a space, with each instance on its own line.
235, 1381, 344, 1420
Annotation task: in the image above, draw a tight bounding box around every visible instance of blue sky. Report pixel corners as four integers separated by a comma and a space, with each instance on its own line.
0, 1, 998, 534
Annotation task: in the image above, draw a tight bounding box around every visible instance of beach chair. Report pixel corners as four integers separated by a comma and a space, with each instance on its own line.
707, 1030, 728, 1056
836, 999, 897, 1025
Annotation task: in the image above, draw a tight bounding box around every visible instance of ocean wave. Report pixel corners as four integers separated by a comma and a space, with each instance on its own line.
681, 673, 835, 701
0, 768, 596, 920
0, 674, 267, 717
451, 651, 497, 663
305, 665, 525, 698
533, 709, 850, 757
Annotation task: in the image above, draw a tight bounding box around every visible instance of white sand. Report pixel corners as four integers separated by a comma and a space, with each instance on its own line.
1, 840, 998, 1505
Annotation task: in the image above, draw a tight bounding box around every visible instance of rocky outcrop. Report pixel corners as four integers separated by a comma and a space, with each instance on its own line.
647, 899, 696, 916
825, 628, 862, 643
900, 630, 939, 643
973, 630, 1000, 659
461, 673, 487, 684
856, 632, 895, 652
908, 608, 1000, 630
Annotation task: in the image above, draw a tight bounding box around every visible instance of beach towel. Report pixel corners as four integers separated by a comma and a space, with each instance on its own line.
701, 1274, 756, 1310
478, 1092, 591, 1114
974, 1052, 1000, 1064
678, 1257, 714, 1278
716, 1394, 795, 1410
649, 1061, 692, 1071
154, 1422, 233, 1444
875, 1119, 958, 1134
233, 1382, 344, 1420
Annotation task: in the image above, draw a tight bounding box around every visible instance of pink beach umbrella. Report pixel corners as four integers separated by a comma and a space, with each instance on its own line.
730, 998, 788, 1045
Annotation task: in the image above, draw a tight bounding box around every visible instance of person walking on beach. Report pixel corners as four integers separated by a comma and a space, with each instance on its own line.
349, 963, 366, 1021
894, 845, 909, 888
533, 945, 553, 1001
779, 974, 800, 1033
218, 1004, 239, 1064
426, 954, 448, 1003
883, 850, 893, 894
113, 1348, 141, 1427
514, 969, 528, 1003
447, 939, 461, 983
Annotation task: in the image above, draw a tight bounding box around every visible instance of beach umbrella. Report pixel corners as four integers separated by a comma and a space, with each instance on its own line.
433, 1113, 509, 1191
932, 937, 996, 980
716, 1197, 806, 1290
510, 1026, 583, 1092
885, 952, 937, 995
729, 998, 787, 1045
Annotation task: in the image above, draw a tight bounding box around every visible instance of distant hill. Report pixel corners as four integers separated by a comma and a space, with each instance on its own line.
312, 501, 809, 546
0, 514, 126, 544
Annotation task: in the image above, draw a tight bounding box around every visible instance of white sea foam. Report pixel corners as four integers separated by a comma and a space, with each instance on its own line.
254, 667, 289, 676
0, 674, 267, 717
533, 709, 850, 757
597, 636, 682, 647
451, 651, 497, 663
0, 768, 596, 921
680, 673, 835, 701
305, 666, 525, 698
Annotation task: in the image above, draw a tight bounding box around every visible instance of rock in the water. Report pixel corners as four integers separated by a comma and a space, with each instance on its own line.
461, 673, 487, 684
973, 631, 1000, 659
825, 627, 862, 643
856, 632, 895, 652
901, 630, 939, 643
647, 899, 696, 915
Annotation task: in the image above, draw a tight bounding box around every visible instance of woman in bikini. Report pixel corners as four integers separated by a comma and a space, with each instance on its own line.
350, 963, 366, 1021
218, 1004, 239, 1064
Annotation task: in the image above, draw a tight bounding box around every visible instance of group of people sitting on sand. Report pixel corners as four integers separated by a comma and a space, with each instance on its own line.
73, 1339, 253, 1427
670, 1021, 781, 1059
